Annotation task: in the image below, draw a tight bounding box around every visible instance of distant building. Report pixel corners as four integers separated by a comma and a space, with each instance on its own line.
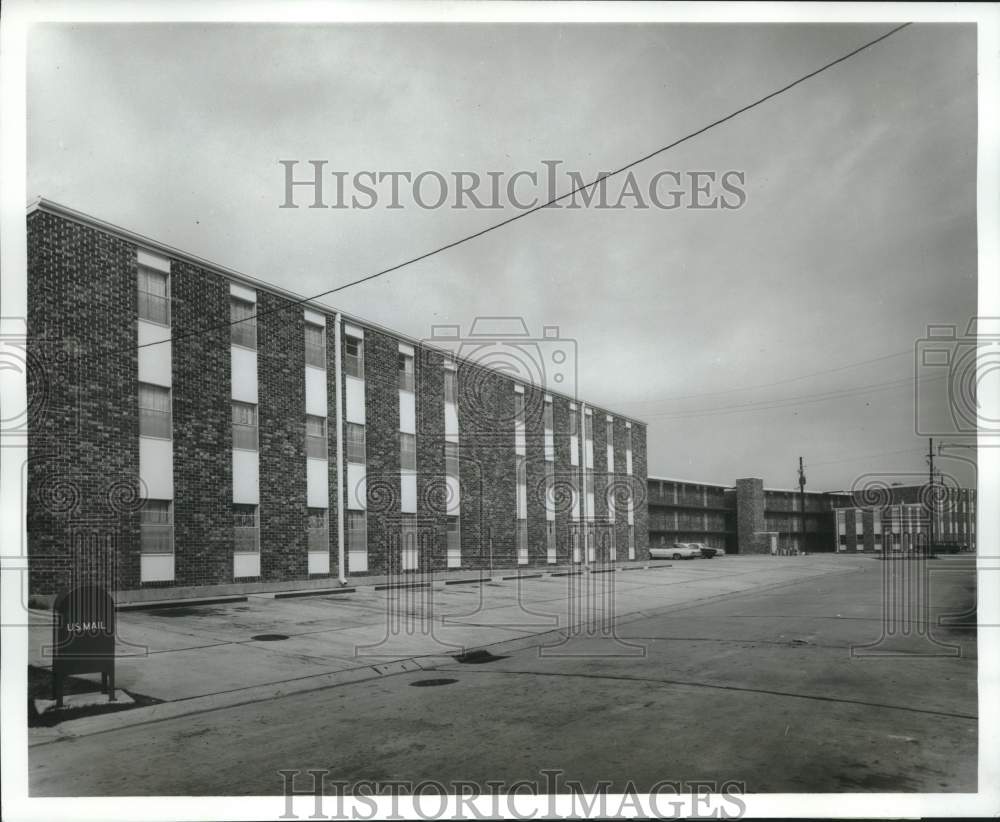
832, 485, 976, 553
647, 475, 976, 555
647, 476, 850, 555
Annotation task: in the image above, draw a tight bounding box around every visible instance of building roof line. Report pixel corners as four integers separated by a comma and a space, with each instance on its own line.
27, 196, 647, 426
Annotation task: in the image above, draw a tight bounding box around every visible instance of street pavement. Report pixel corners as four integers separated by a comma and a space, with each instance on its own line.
28, 554, 978, 795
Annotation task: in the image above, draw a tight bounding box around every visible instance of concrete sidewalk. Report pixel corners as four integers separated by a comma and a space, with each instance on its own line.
28, 555, 870, 740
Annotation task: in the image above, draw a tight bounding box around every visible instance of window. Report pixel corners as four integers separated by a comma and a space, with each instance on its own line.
305, 323, 325, 368
401, 513, 418, 570
137, 266, 169, 325
628, 524, 636, 560
545, 461, 555, 509
398, 351, 415, 392
544, 399, 554, 432
546, 521, 556, 563
306, 415, 327, 459
230, 297, 257, 349
345, 335, 364, 379
513, 391, 525, 420
569, 409, 579, 437
447, 515, 461, 565
445, 441, 459, 477
307, 508, 328, 552
347, 510, 367, 554
233, 504, 259, 552
444, 367, 457, 404
400, 432, 417, 471
625, 425, 633, 475
232, 402, 258, 450
346, 422, 366, 463
139, 383, 172, 438
606, 418, 615, 467
517, 519, 528, 564
516, 454, 527, 489
140, 500, 173, 554
584, 412, 593, 441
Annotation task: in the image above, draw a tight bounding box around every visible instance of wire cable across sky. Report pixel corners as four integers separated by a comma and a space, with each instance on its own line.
133, 22, 913, 354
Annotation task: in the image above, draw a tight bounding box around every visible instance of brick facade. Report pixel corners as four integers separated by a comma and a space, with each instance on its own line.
26, 202, 648, 600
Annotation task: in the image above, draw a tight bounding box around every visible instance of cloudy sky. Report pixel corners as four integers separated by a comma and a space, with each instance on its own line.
27, 21, 978, 492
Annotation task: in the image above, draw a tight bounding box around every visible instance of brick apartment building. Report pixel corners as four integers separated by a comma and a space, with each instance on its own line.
648, 475, 976, 555
26, 199, 648, 602
647, 475, 851, 554
832, 485, 976, 553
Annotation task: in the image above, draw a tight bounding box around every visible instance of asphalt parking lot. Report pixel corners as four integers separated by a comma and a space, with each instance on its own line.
29, 554, 978, 794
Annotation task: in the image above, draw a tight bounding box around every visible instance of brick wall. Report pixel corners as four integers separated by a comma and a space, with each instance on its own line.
27, 211, 141, 597
258, 291, 308, 581
26, 206, 651, 597
171, 259, 232, 587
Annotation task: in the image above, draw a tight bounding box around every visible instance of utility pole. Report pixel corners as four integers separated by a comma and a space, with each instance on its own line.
798, 456, 807, 554
927, 437, 935, 554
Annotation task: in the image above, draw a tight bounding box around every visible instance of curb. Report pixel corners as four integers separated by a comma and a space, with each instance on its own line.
28, 559, 864, 745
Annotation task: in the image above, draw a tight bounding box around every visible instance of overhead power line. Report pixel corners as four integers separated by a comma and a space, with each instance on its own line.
622, 349, 913, 405
641, 371, 946, 421
132, 22, 912, 353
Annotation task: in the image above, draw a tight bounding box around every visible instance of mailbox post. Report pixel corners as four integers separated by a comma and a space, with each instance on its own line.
51, 584, 116, 707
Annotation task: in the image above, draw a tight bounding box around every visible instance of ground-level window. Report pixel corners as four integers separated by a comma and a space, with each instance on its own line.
627, 524, 635, 560
305, 415, 327, 459
401, 513, 418, 571
139, 383, 172, 439
347, 510, 367, 572
446, 515, 461, 568
517, 519, 528, 565
234, 504, 259, 552
307, 508, 328, 552
140, 500, 173, 553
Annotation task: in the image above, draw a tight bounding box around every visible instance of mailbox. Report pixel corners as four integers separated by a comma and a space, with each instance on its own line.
51, 584, 116, 707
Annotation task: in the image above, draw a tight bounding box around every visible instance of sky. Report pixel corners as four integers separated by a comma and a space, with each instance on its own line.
26, 21, 979, 492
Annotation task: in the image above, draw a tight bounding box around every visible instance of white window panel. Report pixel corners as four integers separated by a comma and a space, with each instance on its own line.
140, 554, 174, 582
445, 403, 459, 441
140, 437, 173, 499
307, 458, 329, 508
233, 449, 259, 504
230, 282, 256, 303
234, 552, 261, 579
401, 470, 417, 513
346, 463, 367, 510
446, 474, 461, 515
399, 389, 416, 434
137, 248, 171, 273
305, 366, 327, 416
447, 516, 461, 568
138, 320, 172, 387
570, 435, 579, 467
345, 377, 366, 424
308, 552, 330, 575
231, 347, 258, 403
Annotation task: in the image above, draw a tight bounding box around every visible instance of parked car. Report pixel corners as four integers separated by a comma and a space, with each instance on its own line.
649, 542, 701, 560
690, 543, 718, 558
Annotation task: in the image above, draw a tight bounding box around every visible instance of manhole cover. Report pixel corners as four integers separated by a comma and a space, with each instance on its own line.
251, 634, 289, 642
409, 678, 458, 687
453, 650, 507, 664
